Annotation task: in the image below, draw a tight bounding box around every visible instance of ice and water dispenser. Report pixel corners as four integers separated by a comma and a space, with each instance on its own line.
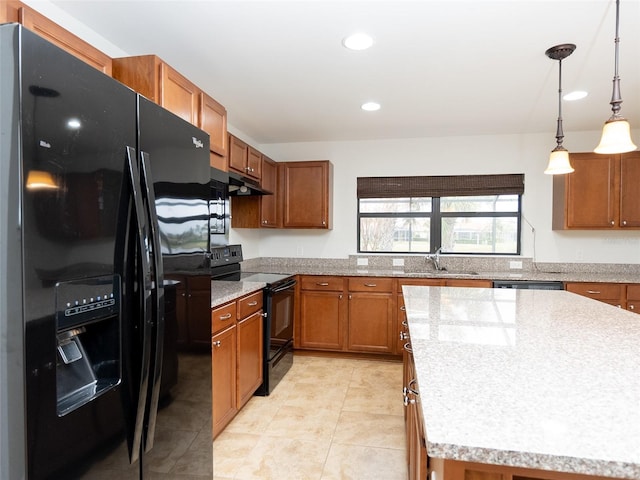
54, 274, 121, 415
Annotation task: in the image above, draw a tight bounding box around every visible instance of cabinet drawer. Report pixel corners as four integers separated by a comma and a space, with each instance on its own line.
397, 278, 445, 288
212, 301, 237, 334
348, 277, 393, 292
626, 284, 640, 301
565, 282, 624, 300
300, 276, 344, 291
237, 291, 263, 318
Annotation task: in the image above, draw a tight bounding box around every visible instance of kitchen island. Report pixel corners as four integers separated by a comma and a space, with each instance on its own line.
402, 286, 640, 480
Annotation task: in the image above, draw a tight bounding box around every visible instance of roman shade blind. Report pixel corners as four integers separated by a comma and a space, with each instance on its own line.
357, 174, 525, 198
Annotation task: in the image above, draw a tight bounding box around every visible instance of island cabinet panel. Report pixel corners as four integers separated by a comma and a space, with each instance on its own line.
403, 340, 427, 480
431, 458, 615, 480
212, 324, 237, 438
553, 152, 640, 230
281, 160, 333, 229
8, 2, 112, 74
445, 278, 493, 288
565, 282, 626, 309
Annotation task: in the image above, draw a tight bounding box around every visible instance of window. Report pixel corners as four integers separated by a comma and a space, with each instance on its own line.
357, 174, 524, 255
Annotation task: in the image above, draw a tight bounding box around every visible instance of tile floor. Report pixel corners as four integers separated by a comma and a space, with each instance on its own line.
213, 354, 407, 480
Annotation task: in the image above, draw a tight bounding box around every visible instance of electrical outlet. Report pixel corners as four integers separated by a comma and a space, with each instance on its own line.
509, 260, 523, 269
357, 258, 369, 266
393, 258, 404, 267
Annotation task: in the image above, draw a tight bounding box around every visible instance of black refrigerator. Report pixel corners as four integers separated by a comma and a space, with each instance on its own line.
0, 24, 213, 479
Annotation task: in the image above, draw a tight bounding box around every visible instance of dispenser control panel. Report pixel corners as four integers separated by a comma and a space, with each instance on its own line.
55, 274, 120, 331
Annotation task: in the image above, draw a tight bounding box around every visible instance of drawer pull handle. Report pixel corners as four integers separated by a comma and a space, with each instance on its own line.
316, 282, 330, 286
247, 301, 258, 306
219, 313, 232, 320
403, 342, 412, 353
402, 320, 408, 327
364, 283, 377, 287
400, 306, 406, 311
586, 290, 601, 295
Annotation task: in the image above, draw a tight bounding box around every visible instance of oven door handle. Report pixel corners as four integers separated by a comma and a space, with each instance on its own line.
270, 279, 297, 293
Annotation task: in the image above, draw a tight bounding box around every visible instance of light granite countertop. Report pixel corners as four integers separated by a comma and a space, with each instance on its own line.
211, 280, 265, 308
402, 285, 640, 479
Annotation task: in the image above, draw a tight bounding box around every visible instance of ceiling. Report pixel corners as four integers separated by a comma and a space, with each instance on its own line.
49, 0, 640, 145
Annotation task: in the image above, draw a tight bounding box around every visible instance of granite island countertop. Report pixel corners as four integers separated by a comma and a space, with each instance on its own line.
402, 286, 640, 479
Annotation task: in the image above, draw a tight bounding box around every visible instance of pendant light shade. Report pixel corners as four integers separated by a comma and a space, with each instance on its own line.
594, 0, 637, 154
545, 147, 574, 175
544, 44, 576, 175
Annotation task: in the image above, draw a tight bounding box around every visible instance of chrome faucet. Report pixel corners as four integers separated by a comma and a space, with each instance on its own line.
426, 247, 445, 271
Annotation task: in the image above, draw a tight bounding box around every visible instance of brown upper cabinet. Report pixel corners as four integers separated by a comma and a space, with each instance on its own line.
281, 160, 333, 229
553, 151, 640, 230
112, 54, 228, 169
2, 1, 112, 75
228, 134, 261, 182
230, 155, 279, 229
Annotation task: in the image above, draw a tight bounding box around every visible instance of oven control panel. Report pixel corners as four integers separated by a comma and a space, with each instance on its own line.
211, 244, 243, 267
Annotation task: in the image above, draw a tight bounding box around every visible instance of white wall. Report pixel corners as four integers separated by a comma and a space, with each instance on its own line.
238, 129, 640, 264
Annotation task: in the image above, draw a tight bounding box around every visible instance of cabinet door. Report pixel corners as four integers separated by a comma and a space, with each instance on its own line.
200, 92, 228, 168
160, 62, 199, 125
212, 325, 237, 438
560, 153, 617, 228
247, 147, 262, 181
282, 161, 332, 229
619, 151, 640, 228
236, 310, 264, 409
260, 156, 279, 227
299, 291, 345, 350
228, 134, 248, 175
347, 292, 395, 353
18, 6, 112, 75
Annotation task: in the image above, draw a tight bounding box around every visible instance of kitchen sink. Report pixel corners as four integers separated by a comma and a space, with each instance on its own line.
433, 270, 480, 276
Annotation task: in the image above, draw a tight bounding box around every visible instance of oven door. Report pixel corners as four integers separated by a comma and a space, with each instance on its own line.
267, 279, 296, 359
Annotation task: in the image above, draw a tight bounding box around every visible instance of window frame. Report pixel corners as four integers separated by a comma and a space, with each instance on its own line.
357, 176, 523, 255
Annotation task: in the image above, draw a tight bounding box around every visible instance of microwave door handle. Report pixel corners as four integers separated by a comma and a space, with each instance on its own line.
139, 151, 165, 452
125, 146, 153, 464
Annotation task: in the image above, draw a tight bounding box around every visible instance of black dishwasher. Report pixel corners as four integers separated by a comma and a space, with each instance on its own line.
493, 280, 564, 290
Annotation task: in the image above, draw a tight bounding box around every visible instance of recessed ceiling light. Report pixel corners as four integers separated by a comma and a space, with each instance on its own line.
563, 90, 588, 101
361, 102, 381, 112
343, 33, 374, 51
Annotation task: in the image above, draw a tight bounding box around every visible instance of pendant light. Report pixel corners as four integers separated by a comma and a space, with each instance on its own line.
594, 0, 637, 154
544, 44, 576, 175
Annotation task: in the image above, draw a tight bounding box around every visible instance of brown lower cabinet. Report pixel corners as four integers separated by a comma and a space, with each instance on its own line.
212, 290, 263, 438
565, 282, 630, 310
298, 276, 346, 350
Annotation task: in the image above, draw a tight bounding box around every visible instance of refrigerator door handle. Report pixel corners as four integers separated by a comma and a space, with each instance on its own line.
139, 151, 165, 452
125, 146, 154, 464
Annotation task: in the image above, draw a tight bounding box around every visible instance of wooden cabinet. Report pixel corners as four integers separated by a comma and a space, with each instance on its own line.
396, 278, 445, 354
3, 1, 112, 74
172, 275, 212, 349
212, 324, 237, 438
200, 92, 228, 169
297, 276, 346, 350
445, 278, 494, 288
553, 151, 640, 230
112, 54, 228, 168
228, 134, 261, 181
626, 285, 640, 314
565, 282, 626, 309
347, 277, 395, 354
211, 290, 263, 438
230, 155, 280, 228
403, 342, 428, 480
281, 160, 333, 229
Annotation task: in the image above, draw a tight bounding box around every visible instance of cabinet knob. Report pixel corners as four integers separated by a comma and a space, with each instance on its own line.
611, 220, 615, 226
322, 220, 326, 226
339, 294, 343, 300
623, 220, 627, 226
213, 341, 221, 347
399, 332, 409, 340
629, 305, 635, 310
